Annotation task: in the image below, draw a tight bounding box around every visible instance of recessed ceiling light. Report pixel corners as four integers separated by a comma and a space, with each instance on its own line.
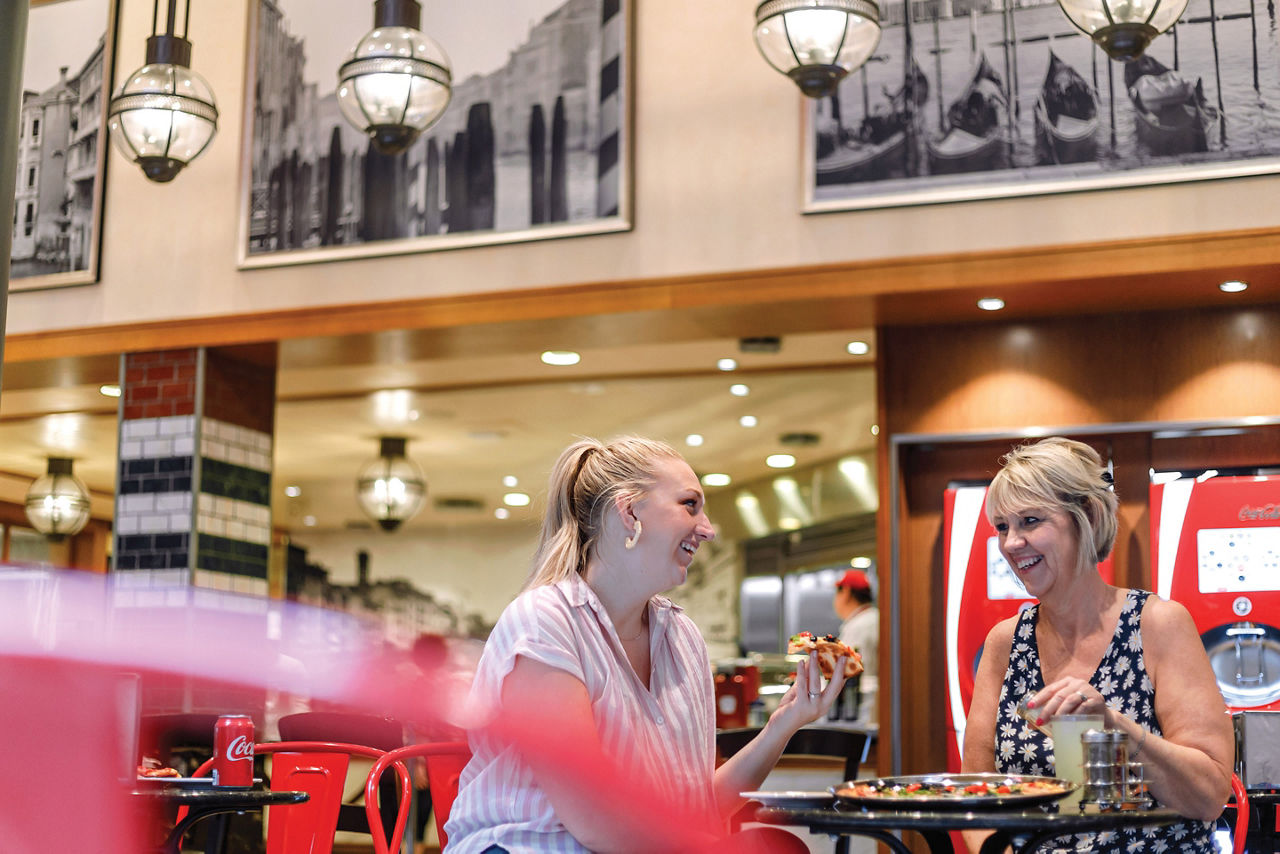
730, 383, 750, 397
766, 454, 796, 469
702, 473, 731, 487
494, 507, 510, 519
541, 350, 581, 366
504, 492, 531, 507
285, 486, 301, 498
870, 424, 880, 436
1220, 280, 1249, 293
739, 415, 758, 428
852, 556, 873, 569
846, 341, 870, 356
685, 433, 704, 447
977, 298, 1005, 311
502, 475, 518, 488
717, 358, 737, 371
303, 515, 317, 527
408, 410, 420, 421
99, 384, 121, 398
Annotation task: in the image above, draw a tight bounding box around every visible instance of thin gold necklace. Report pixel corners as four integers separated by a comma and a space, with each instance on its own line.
618, 621, 647, 642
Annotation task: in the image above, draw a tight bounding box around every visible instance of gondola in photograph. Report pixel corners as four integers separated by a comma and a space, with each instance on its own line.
815, 61, 929, 186
1124, 53, 1218, 156
1033, 50, 1099, 165
926, 53, 1010, 175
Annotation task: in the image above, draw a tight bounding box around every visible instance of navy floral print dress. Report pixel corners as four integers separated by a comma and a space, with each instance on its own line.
995, 589, 1215, 853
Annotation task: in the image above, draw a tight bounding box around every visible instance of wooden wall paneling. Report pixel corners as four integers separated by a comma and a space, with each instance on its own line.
1101, 433, 1153, 594
5, 226, 1278, 366
881, 305, 1280, 437
1145, 308, 1280, 423
1149, 424, 1280, 472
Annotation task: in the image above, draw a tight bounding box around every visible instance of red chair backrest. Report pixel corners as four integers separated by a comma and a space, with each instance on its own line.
264, 751, 350, 854
365, 741, 471, 854
1230, 772, 1249, 854
183, 741, 410, 854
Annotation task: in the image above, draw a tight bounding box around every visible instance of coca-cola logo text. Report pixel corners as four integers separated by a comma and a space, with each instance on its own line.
1238, 503, 1280, 521
226, 734, 254, 762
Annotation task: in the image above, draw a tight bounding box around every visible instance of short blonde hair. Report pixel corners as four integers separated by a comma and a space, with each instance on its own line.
986, 437, 1118, 573
522, 436, 683, 591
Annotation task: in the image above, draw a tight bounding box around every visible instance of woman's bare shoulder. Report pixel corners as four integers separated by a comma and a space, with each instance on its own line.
1139, 593, 1198, 637
984, 614, 1022, 655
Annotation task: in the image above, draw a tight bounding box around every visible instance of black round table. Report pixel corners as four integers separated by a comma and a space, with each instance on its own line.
133, 786, 309, 854
755, 802, 1183, 854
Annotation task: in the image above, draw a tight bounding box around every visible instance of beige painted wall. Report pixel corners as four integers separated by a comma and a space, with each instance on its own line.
291, 524, 539, 628
10, 0, 1279, 337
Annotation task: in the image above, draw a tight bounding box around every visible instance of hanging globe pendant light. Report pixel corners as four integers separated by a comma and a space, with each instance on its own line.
754, 0, 882, 98
337, 0, 452, 156
1055, 0, 1188, 61
107, 0, 218, 183
25, 458, 92, 541
356, 437, 427, 532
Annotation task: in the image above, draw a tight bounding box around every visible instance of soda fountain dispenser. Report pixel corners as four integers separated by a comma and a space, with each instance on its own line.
1150, 473, 1280, 713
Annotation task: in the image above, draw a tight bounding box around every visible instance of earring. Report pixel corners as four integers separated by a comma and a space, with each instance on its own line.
624, 520, 642, 550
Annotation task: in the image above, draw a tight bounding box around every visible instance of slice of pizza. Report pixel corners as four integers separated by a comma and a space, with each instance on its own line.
787, 631, 864, 679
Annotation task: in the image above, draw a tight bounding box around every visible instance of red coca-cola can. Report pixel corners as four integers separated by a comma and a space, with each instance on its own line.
212, 714, 255, 787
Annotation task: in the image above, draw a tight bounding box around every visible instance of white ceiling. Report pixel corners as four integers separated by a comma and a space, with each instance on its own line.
0, 328, 878, 534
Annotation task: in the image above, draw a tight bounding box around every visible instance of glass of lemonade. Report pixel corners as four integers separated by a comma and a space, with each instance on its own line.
1050, 714, 1105, 785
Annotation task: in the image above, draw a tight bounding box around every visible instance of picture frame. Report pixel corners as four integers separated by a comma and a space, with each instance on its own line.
237, 0, 632, 269
10, 0, 117, 292
804, 0, 1280, 212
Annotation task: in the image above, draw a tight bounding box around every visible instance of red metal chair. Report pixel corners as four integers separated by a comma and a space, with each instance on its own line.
1230, 772, 1250, 854
181, 741, 411, 854
364, 741, 472, 854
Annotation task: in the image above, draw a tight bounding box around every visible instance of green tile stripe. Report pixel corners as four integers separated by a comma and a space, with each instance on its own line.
200, 457, 271, 506
196, 533, 269, 579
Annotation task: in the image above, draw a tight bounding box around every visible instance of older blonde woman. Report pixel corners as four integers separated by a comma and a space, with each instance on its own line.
962, 437, 1232, 854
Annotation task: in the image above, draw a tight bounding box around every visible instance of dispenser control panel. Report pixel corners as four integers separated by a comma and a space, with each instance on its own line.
1198, 527, 1280, 593
986, 536, 1028, 600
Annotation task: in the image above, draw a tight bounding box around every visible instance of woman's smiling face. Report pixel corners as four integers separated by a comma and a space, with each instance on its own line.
991, 505, 1081, 597
629, 457, 715, 589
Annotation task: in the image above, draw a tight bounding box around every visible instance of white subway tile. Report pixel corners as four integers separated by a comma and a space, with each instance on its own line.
143, 438, 173, 457
121, 494, 155, 513
155, 493, 190, 512
124, 418, 158, 440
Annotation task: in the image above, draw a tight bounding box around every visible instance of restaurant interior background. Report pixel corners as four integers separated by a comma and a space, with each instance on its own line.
3, 0, 1279, 785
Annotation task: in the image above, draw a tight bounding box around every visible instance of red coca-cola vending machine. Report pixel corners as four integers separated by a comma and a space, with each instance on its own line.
1150, 473, 1280, 713
942, 483, 1116, 771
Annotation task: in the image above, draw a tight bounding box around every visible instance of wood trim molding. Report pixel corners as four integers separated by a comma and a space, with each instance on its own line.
7, 225, 1278, 363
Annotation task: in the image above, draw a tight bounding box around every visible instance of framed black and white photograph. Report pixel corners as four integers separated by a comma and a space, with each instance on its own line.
11, 0, 117, 291
805, 0, 1280, 211
237, 0, 631, 268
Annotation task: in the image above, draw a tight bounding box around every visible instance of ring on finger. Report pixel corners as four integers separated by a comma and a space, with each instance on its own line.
1077, 690, 1089, 703
808, 691, 819, 699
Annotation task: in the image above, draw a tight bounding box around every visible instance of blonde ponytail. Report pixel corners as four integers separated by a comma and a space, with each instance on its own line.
523, 436, 681, 590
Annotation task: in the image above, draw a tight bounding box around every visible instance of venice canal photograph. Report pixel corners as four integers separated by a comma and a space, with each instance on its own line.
806, 0, 1280, 210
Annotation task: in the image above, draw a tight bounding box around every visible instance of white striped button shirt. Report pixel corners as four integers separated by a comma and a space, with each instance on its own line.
444, 574, 719, 853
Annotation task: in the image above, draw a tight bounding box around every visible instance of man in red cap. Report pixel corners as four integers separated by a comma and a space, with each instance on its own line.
833, 569, 879, 723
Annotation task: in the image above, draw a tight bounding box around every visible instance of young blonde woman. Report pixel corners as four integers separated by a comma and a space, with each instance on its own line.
446, 437, 846, 853
962, 437, 1232, 853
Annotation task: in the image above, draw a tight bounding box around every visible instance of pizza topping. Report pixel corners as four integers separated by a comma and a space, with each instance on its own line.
137, 765, 181, 778
838, 778, 1068, 799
